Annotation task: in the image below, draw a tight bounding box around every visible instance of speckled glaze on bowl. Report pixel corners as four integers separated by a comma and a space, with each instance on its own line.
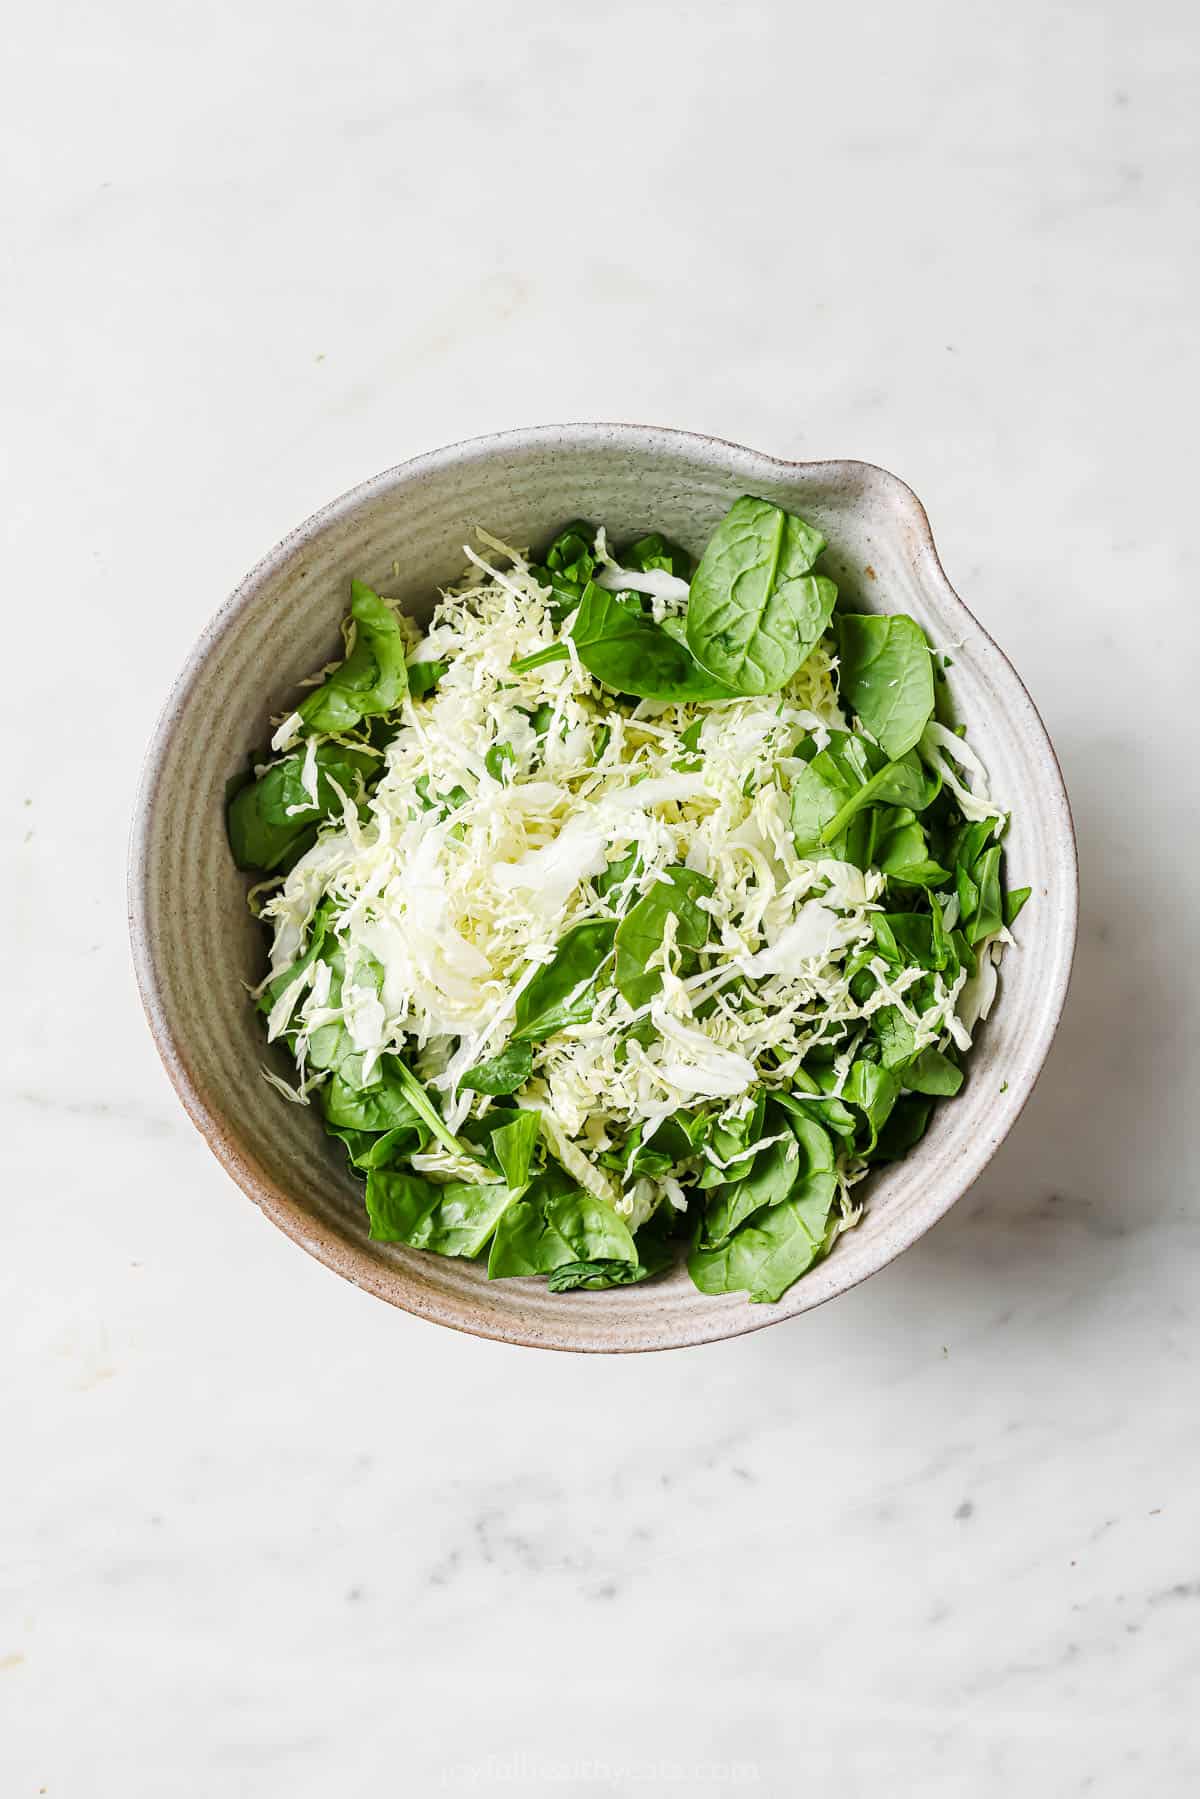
129, 425, 1077, 1352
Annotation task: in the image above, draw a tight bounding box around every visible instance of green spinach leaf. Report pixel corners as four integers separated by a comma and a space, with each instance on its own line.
688, 1178, 838, 1303
297, 582, 408, 734
406, 659, 447, 699
835, 614, 935, 758
900, 1046, 963, 1096
619, 531, 693, 579
512, 920, 618, 1042
366, 1171, 514, 1257
614, 866, 714, 1008
458, 1041, 534, 1097
685, 496, 835, 695
1004, 885, 1032, 927
571, 582, 737, 702
490, 1110, 540, 1191
227, 742, 377, 872
487, 1169, 637, 1277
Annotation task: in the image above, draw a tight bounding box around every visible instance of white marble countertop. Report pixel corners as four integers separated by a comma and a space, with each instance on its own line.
4, 1, 1197, 1792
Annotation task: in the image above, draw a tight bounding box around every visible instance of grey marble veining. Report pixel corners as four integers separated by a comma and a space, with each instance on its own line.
4, 0, 1199, 1792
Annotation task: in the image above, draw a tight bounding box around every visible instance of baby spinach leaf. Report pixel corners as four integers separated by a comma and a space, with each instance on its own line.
458, 1041, 533, 1096
816, 747, 941, 847
547, 1212, 677, 1290
688, 1176, 838, 1303
871, 1004, 917, 1069
774, 1082, 857, 1143
875, 812, 951, 889
512, 919, 618, 1042
365, 1171, 515, 1257
543, 520, 596, 584
965, 845, 1003, 946
511, 643, 570, 674
297, 582, 408, 734
487, 1169, 637, 1277
571, 582, 737, 702
620, 531, 693, 579
696, 1092, 767, 1189
484, 742, 516, 784
900, 1046, 963, 1096
789, 752, 853, 856
226, 743, 377, 872
256, 906, 331, 1017
547, 1259, 649, 1291
1004, 885, 1032, 927
835, 614, 935, 758
490, 1110, 540, 1191
701, 1126, 798, 1249
614, 866, 714, 1008
872, 911, 953, 974
324, 1116, 427, 1171
594, 848, 641, 899
407, 659, 448, 699
685, 496, 834, 695
701, 1106, 833, 1249
841, 1059, 901, 1151
870, 1094, 935, 1163
323, 1057, 429, 1136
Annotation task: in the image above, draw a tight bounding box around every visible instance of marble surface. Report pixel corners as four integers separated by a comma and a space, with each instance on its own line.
4, 1, 1197, 1792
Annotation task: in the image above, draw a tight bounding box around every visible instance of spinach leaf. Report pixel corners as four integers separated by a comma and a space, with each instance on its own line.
841, 1059, 901, 1151
256, 906, 331, 1017
571, 582, 737, 702
685, 496, 835, 695
328, 1120, 425, 1171
619, 531, 693, 579
297, 582, 408, 734
484, 742, 515, 784
547, 1212, 677, 1291
835, 614, 935, 758
490, 1110, 540, 1191
774, 1081, 858, 1142
487, 1168, 637, 1277
227, 742, 377, 872
512, 920, 618, 1042
965, 845, 1003, 946
872, 909, 954, 974
365, 1170, 514, 1257
875, 811, 951, 889
543, 520, 596, 584
789, 732, 937, 862
458, 1041, 533, 1097
900, 1046, 963, 1096
870, 1004, 917, 1069
511, 643, 570, 674
701, 1107, 834, 1249
697, 1092, 767, 1190
1004, 885, 1032, 927
701, 1124, 798, 1248
594, 848, 641, 899
547, 1259, 652, 1291
613, 866, 714, 1008
688, 1176, 837, 1303
407, 659, 448, 699
322, 1055, 431, 1141
870, 1094, 935, 1163
789, 750, 854, 857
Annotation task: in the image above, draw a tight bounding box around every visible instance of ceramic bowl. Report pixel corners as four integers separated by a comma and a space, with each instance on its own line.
129, 424, 1077, 1351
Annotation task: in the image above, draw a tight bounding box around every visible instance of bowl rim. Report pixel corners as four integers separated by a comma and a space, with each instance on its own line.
128, 422, 1079, 1352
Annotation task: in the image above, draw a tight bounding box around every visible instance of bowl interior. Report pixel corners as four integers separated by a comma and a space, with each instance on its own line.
131, 426, 1077, 1350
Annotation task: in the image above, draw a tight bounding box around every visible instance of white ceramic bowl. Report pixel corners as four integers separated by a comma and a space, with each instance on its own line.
129, 424, 1078, 1351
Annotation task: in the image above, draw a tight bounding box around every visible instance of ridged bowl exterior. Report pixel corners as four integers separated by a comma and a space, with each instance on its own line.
129, 425, 1077, 1351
